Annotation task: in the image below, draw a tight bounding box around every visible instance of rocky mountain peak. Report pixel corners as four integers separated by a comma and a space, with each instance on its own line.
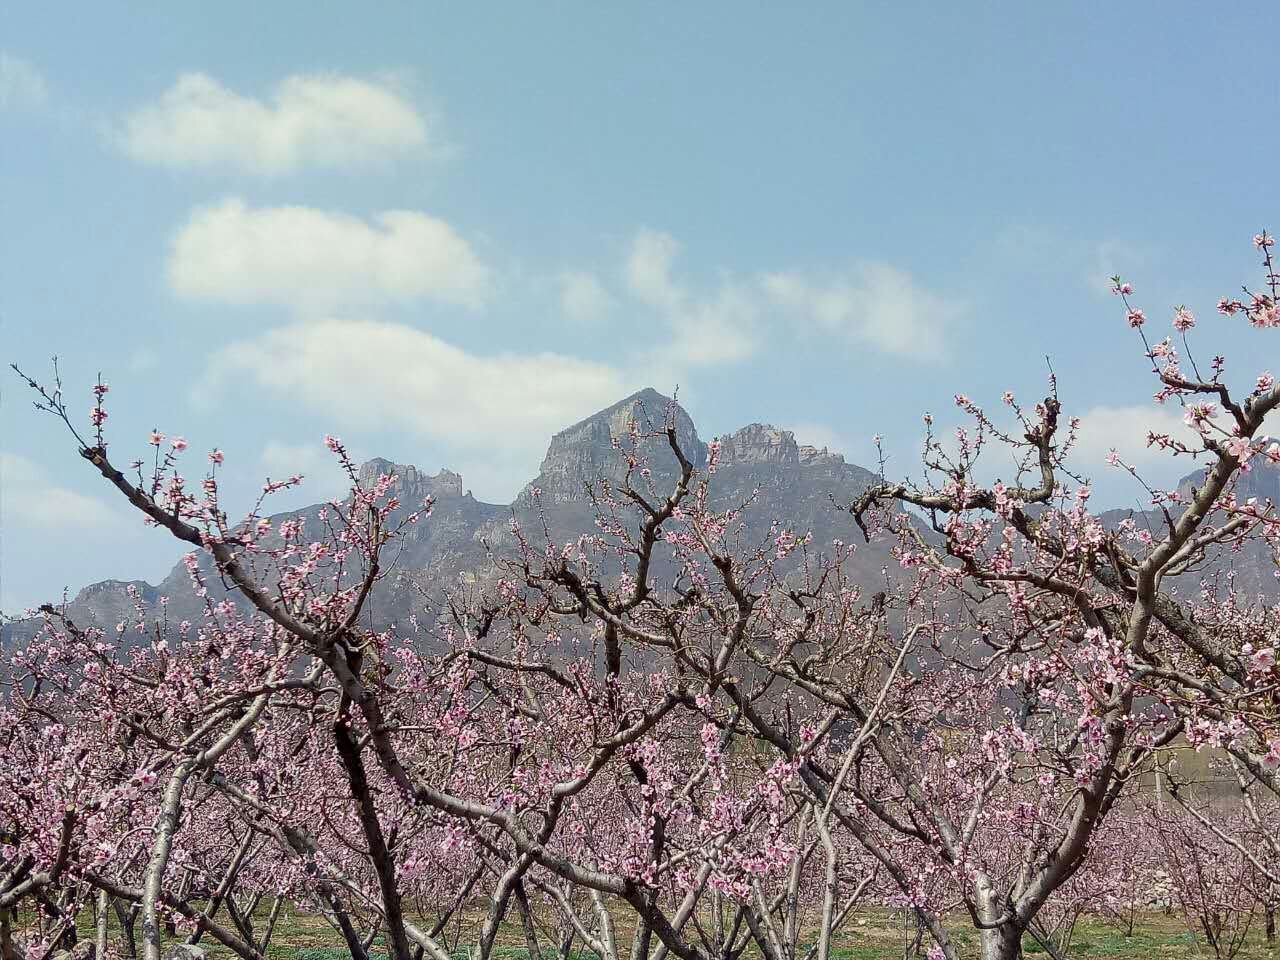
1177, 459, 1280, 504
718, 424, 800, 465
72, 579, 158, 604
528, 388, 706, 502
358, 458, 465, 501
798, 444, 847, 466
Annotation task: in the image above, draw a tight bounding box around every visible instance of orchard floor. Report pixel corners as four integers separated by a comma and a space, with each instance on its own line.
64, 908, 1279, 960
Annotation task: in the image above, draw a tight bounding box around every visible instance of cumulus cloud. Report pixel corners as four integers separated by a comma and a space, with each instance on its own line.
0, 54, 47, 110
120, 72, 428, 175
259, 441, 351, 501
559, 270, 613, 324
169, 199, 491, 309
0, 453, 126, 533
623, 230, 759, 370
0, 453, 178, 614
662, 285, 760, 367
616, 230, 956, 369
1072, 403, 1201, 470
627, 229, 685, 311
205, 319, 629, 486
762, 262, 959, 360
791, 422, 853, 456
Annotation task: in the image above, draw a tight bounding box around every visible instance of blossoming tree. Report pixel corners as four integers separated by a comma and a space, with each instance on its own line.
6, 233, 1280, 960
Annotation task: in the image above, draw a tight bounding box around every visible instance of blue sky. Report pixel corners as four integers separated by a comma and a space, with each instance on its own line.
3, 4, 1279, 612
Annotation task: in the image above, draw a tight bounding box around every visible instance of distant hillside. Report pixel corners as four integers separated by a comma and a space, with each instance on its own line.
3, 389, 899, 645
10, 389, 1278, 648
1097, 458, 1280, 598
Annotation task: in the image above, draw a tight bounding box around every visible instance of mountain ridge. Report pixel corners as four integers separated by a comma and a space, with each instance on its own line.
7, 388, 1277, 644
3, 389, 890, 643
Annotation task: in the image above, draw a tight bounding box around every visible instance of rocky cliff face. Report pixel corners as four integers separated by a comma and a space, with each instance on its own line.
1095, 458, 1280, 598
4, 389, 881, 644
1177, 461, 1280, 505
56, 580, 161, 631
12, 389, 1275, 647
719, 424, 799, 465
358, 458, 465, 501
524, 388, 706, 504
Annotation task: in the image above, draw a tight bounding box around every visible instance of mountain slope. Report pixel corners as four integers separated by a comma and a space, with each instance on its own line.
9, 389, 1276, 646
3, 390, 894, 644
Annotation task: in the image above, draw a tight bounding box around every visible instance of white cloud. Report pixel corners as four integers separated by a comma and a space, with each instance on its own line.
0, 453, 127, 533
0, 453, 182, 615
790, 422, 852, 456
205, 319, 630, 498
762, 262, 959, 360
169, 199, 491, 309
627, 229, 685, 311
1072, 403, 1201, 470
662, 285, 760, 367
0, 54, 47, 110
559, 270, 613, 324
624, 230, 759, 371
616, 230, 956, 372
260, 442, 351, 501
120, 72, 428, 175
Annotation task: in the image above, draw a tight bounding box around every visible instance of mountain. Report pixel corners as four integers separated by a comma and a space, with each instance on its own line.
522, 387, 706, 505
1098, 458, 1280, 598
10, 389, 1276, 648
2, 390, 895, 645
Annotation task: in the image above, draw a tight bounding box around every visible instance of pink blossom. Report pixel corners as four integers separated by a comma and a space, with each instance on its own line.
1248, 646, 1276, 674
1253, 303, 1280, 328
1224, 436, 1253, 464
1263, 742, 1280, 771
705, 439, 722, 473
1184, 403, 1218, 432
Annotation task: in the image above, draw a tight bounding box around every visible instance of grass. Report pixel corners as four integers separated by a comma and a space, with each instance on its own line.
236, 910, 1280, 960
41, 904, 1280, 960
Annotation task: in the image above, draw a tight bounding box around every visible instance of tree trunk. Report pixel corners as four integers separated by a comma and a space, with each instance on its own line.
513, 881, 542, 960
113, 900, 139, 960
95, 891, 110, 960
332, 694, 414, 960
980, 923, 1023, 960
1, 908, 22, 960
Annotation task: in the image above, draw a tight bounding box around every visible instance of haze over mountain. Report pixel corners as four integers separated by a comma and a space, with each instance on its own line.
6, 387, 1277, 647
2, 389, 897, 644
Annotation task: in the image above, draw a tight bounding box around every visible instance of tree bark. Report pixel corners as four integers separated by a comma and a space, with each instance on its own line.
332, 694, 414, 960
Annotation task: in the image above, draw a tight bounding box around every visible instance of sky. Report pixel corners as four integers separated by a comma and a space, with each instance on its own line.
3, 3, 1280, 613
